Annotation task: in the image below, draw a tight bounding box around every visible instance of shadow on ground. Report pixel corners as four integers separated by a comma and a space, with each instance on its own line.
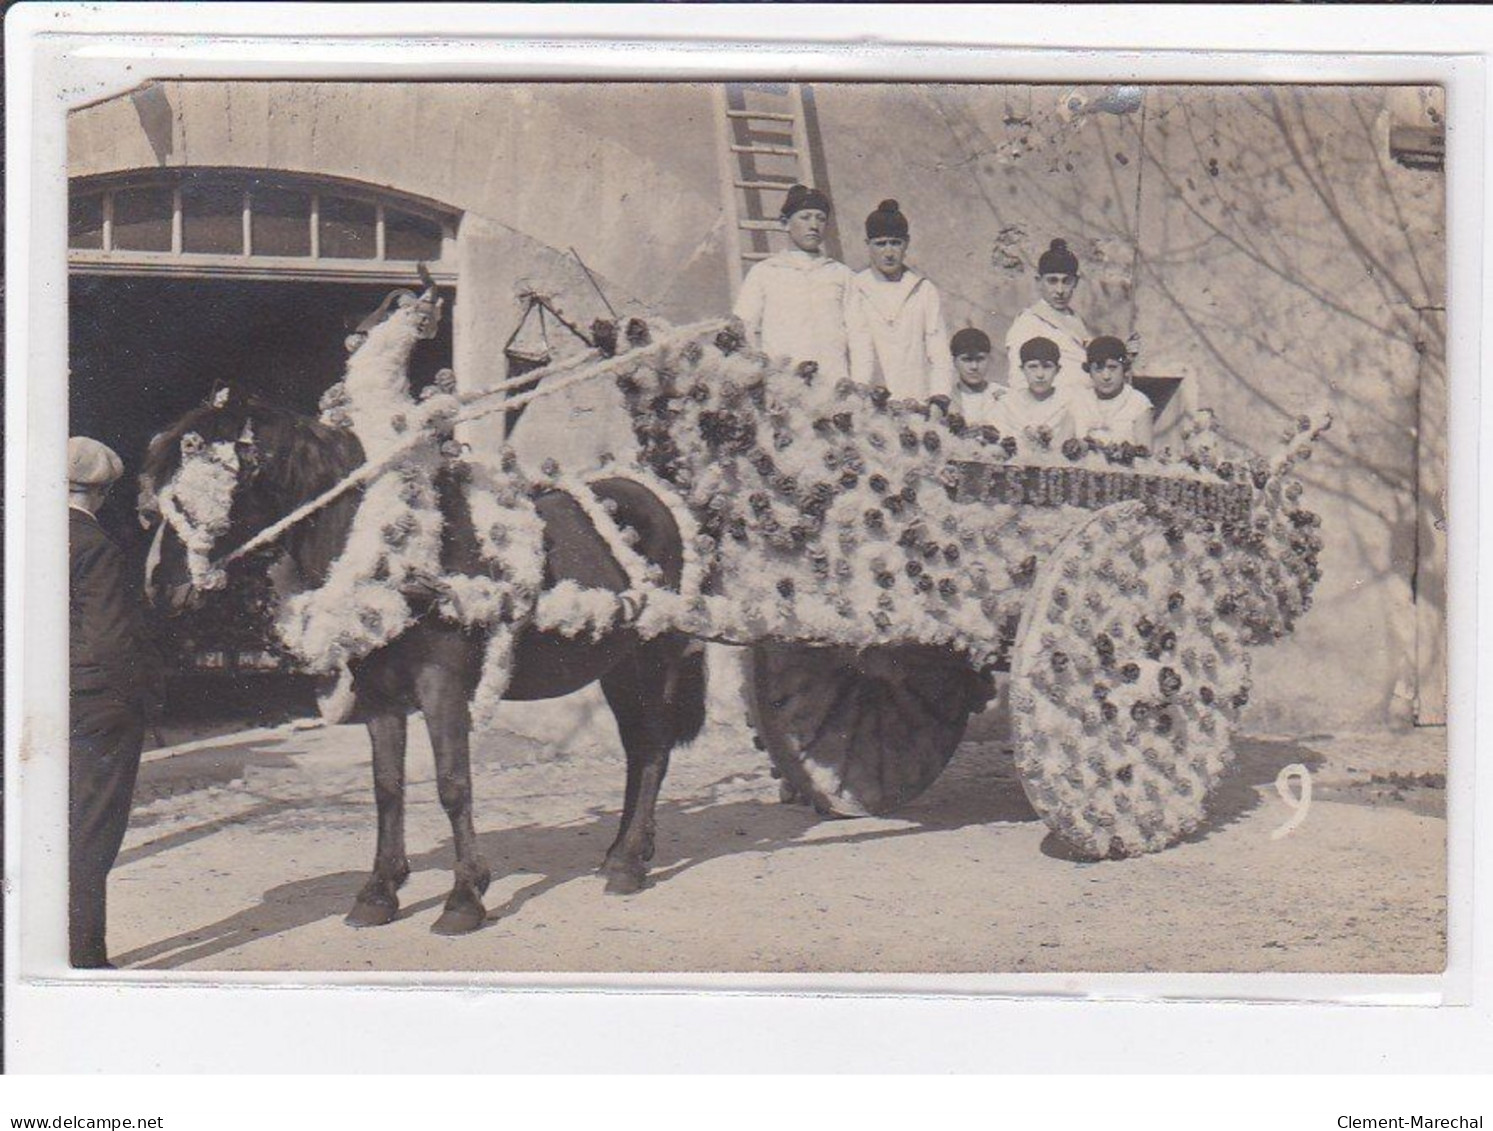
113, 869, 373, 970
114, 731, 1343, 970
119, 735, 366, 869
132, 736, 299, 811
1037, 733, 1329, 861
117, 738, 1037, 969
1206, 734, 1328, 834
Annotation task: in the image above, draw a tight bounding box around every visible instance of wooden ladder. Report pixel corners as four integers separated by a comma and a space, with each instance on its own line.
713, 82, 839, 303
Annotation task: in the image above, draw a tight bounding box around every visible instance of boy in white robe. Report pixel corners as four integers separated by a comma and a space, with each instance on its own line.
846, 200, 955, 407
1069, 335, 1155, 449
1004, 238, 1092, 394
990, 336, 1076, 453
733, 184, 853, 392
947, 327, 1002, 429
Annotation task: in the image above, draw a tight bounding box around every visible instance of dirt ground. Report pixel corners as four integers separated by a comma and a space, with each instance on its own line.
109, 666, 1447, 976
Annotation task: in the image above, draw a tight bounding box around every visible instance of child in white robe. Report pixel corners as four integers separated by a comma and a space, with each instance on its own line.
733, 184, 854, 393
1004, 238, 1092, 394
990, 336, 1076, 454
947, 327, 1002, 428
846, 200, 955, 406
1069, 335, 1155, 449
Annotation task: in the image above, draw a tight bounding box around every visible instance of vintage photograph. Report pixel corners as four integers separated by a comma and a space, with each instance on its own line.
63, 79, 1447, 975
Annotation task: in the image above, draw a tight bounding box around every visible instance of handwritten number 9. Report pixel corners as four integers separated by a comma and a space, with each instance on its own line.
1271, 763, 1312, 840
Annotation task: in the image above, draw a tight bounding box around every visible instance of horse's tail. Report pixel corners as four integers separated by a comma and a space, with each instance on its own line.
670, 642, 709, 749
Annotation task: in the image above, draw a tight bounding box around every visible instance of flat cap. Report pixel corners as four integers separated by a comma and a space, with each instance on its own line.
68, 436, 124, 488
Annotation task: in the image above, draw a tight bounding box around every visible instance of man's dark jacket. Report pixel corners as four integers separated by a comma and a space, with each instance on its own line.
69, 508, 161, 715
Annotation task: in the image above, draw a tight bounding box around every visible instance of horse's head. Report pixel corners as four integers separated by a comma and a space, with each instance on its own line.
142, 384, 268, 614
347, 265, 444, 354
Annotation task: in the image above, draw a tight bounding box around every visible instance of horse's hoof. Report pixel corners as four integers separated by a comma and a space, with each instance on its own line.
345, 901, 398, 928
431, 907, 486, 936
603, 867, 649, 896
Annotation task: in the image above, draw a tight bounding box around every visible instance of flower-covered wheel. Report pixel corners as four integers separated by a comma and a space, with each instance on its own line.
1011, 501, 1254, 858
743, 642, 985, 817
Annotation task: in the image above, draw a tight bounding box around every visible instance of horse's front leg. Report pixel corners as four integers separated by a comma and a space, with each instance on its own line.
417, 669, 491, 935
346, 711, 411, 927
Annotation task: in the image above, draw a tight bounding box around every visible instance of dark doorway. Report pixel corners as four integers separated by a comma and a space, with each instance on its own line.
69, 274, 455, 735
69, 274, 454, 553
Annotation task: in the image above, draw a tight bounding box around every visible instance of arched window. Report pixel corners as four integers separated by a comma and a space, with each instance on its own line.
68, 169, 459, 283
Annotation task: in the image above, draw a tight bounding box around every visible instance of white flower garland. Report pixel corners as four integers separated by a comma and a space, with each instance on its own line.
276, 301, 544, 724
455, 458, 548, 731
276, 299, 442, 707
337, 301, 439, 458
531, 579, 629, 639
470, 623, 521, 735
464, 458, 547, 598
493, 463, 717, 653
159, 434, 244, 589
591, 462, 709, 599
276, 454, 443, 659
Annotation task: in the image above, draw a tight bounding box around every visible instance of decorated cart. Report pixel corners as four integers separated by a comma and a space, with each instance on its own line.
600, 325, 1328, 859
228, 285, 1327, 863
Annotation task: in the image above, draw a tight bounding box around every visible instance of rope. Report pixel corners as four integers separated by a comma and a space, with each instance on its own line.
212, 318, 728, 570
570, 246, 619, 321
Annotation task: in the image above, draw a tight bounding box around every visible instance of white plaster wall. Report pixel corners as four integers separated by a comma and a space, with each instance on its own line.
68, 81, 729, 323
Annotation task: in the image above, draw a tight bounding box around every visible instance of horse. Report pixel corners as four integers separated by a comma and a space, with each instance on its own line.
140, 348, 707, 936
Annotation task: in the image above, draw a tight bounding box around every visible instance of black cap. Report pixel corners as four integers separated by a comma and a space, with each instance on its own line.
1084, 335, 1129, 367
866, 199, 909, 240
781, 184, 832, 219
1019, 336, 1061, 365
950, 327, 992, 356
1037, 238, 1080, 276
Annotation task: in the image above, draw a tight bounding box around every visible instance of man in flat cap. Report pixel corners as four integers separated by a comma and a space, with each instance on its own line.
69, 436, 163, 968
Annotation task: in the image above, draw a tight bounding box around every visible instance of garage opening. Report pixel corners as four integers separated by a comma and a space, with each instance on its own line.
69, 168, 463, 738
69, 274, 456, 739
70, 275, 454, 539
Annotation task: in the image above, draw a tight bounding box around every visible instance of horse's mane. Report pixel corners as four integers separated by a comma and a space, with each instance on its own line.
258, 402, 366, 505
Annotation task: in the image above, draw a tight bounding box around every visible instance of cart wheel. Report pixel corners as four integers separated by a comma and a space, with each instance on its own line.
1011, 501, 1253, 858
742, 642, 985, 817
